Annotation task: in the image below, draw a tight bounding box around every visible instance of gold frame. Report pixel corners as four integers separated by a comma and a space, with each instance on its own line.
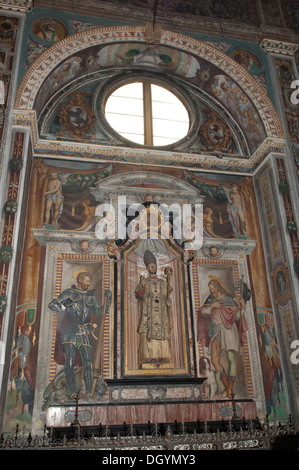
49, 252, 112, 382
192, 258, 254, 398
122, 236, 190, 376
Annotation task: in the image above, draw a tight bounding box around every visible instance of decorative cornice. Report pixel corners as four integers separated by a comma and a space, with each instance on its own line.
0, 0, 32, 13
198, 237, 257, 256
260, 38, 299, 56
12, 107, 285, 175
32, 230, 257, 256
89, 170, 205, 205
32, 228, 103, 245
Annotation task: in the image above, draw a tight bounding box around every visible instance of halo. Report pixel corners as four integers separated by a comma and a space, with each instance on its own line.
208, 275, 224, 285
72, 268, 90, 279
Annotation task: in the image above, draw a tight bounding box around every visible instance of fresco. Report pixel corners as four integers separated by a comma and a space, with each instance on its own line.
45, 256, 111, 406
31, 18, 68, 43
257, 309, 286, 419
289, 4, 299, 31
232, 49, 261, 74
3, 157, 289, 430
35, 40, 266, 155
113, 0, 252, 23
36, 43, 201, 115
2, 12, 292, 432
185, 173, 250, 239
196, 263, 249, 400
0, 16, 18, 144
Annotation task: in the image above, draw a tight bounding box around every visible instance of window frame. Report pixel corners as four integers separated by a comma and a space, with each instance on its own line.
97, 71, 198, 150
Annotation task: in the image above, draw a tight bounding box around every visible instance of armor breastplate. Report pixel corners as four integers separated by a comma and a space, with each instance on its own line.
49, 288, 98, 325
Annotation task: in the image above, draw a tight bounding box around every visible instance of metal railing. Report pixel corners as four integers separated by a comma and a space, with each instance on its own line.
1, 418, 299, 450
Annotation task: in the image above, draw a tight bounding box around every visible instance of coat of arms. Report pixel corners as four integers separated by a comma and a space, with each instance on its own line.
58, 91, 95, 140
199, 109, 233, 154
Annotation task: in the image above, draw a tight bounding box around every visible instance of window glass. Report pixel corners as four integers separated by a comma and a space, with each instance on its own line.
105, 81, 189, 146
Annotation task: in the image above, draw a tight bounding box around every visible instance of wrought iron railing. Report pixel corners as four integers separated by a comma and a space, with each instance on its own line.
1, 418, 299, 450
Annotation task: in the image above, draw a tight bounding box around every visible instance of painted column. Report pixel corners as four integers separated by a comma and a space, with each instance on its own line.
0, 1, 33, 433
255, 38, 299, 420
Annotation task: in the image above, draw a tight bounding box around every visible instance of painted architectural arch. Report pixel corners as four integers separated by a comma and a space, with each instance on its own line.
13, 25, 285, 173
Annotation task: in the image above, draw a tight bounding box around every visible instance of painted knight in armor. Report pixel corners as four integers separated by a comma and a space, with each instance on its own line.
48, 271, 110, 399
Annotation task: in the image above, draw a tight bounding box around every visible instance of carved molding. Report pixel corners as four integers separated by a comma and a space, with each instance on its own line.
90, 171, 205, 205
197, 238, 257, 256
12, 105, 285, 174
0, 0, 32, 13
260, 38, 299, 56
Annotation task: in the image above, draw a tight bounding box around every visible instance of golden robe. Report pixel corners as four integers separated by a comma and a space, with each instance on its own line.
135, 276, 172, 366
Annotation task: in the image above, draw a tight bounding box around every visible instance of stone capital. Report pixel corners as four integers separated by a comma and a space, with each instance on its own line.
260, 38, 299, 56
0, 0, 32, 13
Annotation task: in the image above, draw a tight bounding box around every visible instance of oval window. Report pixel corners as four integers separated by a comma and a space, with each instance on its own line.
105, 81, 189, 146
